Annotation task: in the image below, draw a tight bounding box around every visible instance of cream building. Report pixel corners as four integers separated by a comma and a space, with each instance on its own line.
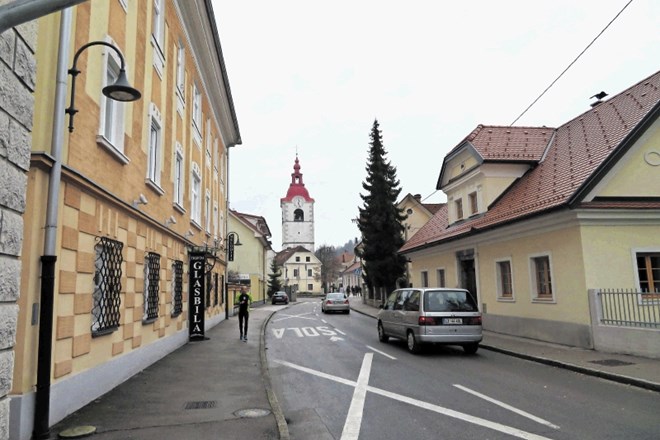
400, 71, 660, 355
12, 1, 241, 438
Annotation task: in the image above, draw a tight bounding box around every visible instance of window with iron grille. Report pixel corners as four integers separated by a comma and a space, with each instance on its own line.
143, 252, 160, 323
206, 271, 212, 308
171, 260, 183, 317
92, 237, 123, 336
214, 273, 219, 306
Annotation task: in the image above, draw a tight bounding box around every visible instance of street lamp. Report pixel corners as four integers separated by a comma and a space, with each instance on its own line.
65, 40, 141, 132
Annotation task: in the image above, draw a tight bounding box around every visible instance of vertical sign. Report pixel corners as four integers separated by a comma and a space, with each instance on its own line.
189, 252, 206, 340
227, 234, 235, 261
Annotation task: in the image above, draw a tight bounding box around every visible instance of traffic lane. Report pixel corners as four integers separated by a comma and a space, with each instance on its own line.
363, 322, 660, 439
268, 304, 562, 439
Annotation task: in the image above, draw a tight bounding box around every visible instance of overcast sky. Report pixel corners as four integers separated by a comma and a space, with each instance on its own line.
212, 0, 660, 251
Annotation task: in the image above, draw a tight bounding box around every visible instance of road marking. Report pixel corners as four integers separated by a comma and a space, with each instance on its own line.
453, 384, 560, 429
321, 319, 327, 323
330, 336, 344, 342
335, 328, 347, 335
272, 312, 317, 323
366, 345, 397, 360
272, 359, 555, 440
341, 353, 373, 440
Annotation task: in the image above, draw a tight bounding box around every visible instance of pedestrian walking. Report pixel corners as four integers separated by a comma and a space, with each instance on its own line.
236, 286, 252, 341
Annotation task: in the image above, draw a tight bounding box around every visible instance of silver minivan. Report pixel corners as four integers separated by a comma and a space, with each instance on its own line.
377, 288, 482, 354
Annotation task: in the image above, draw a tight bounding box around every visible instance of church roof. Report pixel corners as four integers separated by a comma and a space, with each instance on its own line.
281, 155, 315, 203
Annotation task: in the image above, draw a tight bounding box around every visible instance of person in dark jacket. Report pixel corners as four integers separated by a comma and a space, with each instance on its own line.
236, 286, 252, 341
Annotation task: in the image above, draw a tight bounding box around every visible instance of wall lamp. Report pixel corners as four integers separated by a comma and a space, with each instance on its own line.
132, 193, 148, 208
184, 229, 195, 238
165, 216, 177, 227
65, 40, 141, 132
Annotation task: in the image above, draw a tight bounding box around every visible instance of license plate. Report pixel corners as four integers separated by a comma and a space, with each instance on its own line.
443, 318, 463, 325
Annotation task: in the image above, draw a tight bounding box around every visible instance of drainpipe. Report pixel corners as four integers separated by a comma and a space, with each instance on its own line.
224, 142, 237, 319
33, 8, 72, 439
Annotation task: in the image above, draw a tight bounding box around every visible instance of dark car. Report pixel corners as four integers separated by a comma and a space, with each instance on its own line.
271, 291, 289, 305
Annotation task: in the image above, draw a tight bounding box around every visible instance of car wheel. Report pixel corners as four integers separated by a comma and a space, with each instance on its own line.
407, 331, 421, 354
378, 322, 389, 343
463, 343, 479, 355
345, 309, 350, 314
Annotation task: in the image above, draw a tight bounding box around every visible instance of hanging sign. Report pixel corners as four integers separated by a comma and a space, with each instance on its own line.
227, 234, 235, 261
189, 252, 206, 340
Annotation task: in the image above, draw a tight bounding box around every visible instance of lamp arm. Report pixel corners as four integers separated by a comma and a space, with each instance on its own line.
65, 40, 127, 132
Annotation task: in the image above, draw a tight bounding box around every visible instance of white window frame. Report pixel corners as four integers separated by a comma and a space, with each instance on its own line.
205, 189, 211, 233
96, 37, 129, 164
191, 162, 202, 226
192, 83, 202, 145
151, 0, 165, 77
175, 39, 186, 110
146, 103, 163, 191
205, 119, 212, 168
213, 202, 219, 237
469, 191, 478, 216
496, 258, 515, 301
529, 253, 555, 303
455, 198, 464, 220
173, 142, 185, 209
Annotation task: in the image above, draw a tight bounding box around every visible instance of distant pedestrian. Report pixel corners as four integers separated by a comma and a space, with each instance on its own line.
236, 286, 252, 341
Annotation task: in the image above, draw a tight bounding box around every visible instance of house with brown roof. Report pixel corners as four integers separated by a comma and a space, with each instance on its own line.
400, 70, 660, 356
274, 246, 323, 294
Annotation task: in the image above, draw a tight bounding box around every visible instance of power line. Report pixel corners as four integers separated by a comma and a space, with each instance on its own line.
510, 0, 634, 126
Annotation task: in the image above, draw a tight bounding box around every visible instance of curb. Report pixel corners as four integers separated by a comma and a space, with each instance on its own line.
260, 308, 290, 440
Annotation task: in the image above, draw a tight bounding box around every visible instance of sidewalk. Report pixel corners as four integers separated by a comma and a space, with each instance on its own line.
50, 305, 288, 440
349, 299, 660, 393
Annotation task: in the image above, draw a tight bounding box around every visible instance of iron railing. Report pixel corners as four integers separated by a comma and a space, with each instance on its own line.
143, 252, 160, 322
171, 260, 183, 317
598, 289, 660, 328
92, 237, 123, 335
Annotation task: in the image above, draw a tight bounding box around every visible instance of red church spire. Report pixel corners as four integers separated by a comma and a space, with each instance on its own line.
281, 154, 314, 202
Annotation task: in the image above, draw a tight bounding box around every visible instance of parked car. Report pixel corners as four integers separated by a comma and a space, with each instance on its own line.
271, 291, 289, 305
321, 292, 350, 314
377, 288, 482, 354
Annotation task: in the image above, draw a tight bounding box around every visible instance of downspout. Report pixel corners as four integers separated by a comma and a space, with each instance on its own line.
33, 8, 72, 439
224, 142, 237, 319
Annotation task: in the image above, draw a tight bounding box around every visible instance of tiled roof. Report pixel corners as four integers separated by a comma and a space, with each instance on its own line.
274, 245, 312, 266
422, 203, 445, 215
460, 125, 553, 162
402, 70, 660, 253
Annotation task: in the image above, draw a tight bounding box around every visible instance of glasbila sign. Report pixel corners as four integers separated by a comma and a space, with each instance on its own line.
189, 252, 206, 340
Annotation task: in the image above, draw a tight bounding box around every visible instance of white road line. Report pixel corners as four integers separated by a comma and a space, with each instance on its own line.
321, 319, 327, 323
272, 312, 317, 323
341, 354, 373, 440
453, 384, 560, 430
335, 328, 347, 335
366, 345, 397, 360
272, 359, 555, 440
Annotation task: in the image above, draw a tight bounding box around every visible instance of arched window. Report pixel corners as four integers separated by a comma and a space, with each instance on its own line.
294, 209, 304, 221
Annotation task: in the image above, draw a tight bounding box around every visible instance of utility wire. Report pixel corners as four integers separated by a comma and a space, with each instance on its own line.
510, 0, 634, 126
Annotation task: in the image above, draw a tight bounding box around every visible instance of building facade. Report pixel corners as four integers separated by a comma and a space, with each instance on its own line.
400, 71, 660, 355
11, 1, 240, 438
275, 246, 322, 294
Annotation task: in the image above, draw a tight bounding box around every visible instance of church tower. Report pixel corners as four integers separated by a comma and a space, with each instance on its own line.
281, 155, 315, 251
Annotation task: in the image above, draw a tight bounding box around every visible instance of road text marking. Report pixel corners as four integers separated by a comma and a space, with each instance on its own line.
453, 384, 560, 429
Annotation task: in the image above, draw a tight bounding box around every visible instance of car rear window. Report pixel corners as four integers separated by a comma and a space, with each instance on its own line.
424, 290, 478, 312
327, 293, 345, 300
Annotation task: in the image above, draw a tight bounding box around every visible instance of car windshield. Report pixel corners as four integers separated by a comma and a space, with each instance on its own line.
424, 290, 478, 312
326, 293, 345, 300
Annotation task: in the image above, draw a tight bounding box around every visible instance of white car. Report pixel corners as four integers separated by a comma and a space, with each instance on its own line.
321, 292, 350, 314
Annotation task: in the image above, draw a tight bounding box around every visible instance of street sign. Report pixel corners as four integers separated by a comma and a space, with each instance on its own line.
227, 234, 235, 261
189, 252, 206, 340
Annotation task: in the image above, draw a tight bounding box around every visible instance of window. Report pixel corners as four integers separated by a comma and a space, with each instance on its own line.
308, 283, 313, 290
147, 104, 162, 188
403, 290, 420, 311
175, 40, 185, 99
436, 269, 445, 287
192, 83, 202, 142
308, 269, 312, 277
637, 253, 660, 293
531, 255, 553, 300
294, 209, 304, 221
295, 256, 300, 262
496, 260, 513, 299
213, 202, 219, 237
394, 290, 412, 310
143, 252, 160, 323
205, 190, 211, 233
92, 237, 123, 335
455, 199, 464, 220
171, 260, 183, 317
421, 271, 429, 288
306, 257, 310, 262
293, 269, 299, 277
96, 38, 129, 163
469, 192, 478, 215
151, 0, 165, 76
191, 163, 201, 225
173, 143, 184, 208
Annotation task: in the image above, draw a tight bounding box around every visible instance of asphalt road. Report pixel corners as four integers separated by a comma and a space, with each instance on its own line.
266, 299, 660, 440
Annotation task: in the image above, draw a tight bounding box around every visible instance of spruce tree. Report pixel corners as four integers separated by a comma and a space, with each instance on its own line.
267, 259, 283, 297
358, 119, 407, 303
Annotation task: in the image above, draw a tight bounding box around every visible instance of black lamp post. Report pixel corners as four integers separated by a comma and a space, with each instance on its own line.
65, 40, 141, 132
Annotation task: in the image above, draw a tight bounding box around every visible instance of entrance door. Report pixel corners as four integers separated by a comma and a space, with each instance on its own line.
456, 249, 478, 304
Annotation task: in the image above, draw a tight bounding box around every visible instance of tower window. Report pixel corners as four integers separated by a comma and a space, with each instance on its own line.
294, 209, 304, 221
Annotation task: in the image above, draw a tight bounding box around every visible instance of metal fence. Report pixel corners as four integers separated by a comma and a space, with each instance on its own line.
597, 289, 660, 328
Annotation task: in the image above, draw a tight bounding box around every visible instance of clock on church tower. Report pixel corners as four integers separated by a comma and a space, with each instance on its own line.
280, 155, 315, 251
